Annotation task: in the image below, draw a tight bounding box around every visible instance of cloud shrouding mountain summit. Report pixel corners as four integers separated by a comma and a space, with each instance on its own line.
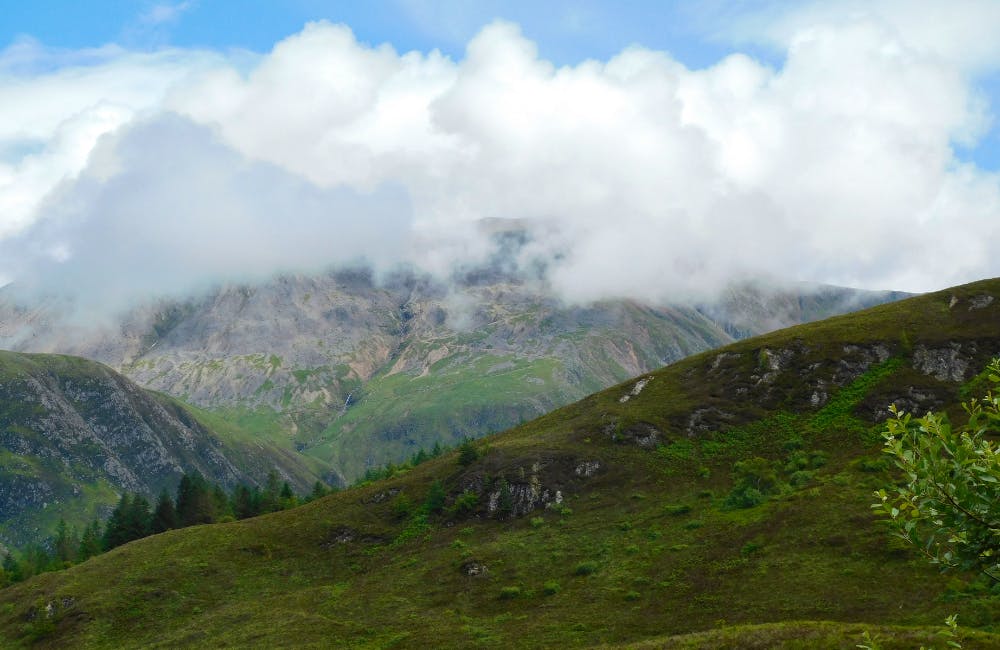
1, 0, 999, 316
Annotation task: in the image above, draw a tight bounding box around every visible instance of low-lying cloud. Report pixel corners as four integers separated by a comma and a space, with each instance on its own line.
2, 0, 1000, 318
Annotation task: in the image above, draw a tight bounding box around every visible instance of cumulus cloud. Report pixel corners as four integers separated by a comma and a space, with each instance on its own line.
0, 115, 410, 320
2, 1, 1000, 316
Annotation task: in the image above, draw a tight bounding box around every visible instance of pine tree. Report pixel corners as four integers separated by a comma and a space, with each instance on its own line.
151, 490, 179, 533
53, 518, 78, 564
103, 493, 130, 550
123, 495, 152, 541
425, 480, 446, 514
308, 481, 329, 502
77, 520, 103, 561
458, 439, 479, 466
232, 484, 259, 519
2, 553, 22, 583
176, 472, 215, 526
279, 481, 296, 510
260, 470, 282, 513
496, 479, 514, 520
212, 484, 233, 520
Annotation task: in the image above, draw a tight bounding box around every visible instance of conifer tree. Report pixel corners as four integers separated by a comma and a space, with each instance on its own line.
425, 480, 446, 513
260, 469, 282, 513
77, 520, 103, 561
151, 490, 179, 533
232, 484, 259, 519
496, 479, 514, 520
2, 553, 22, 583
308, 481, 329, 502
279, 481, 296, 510
176, 472, 215, 526
53, 518, 78, 564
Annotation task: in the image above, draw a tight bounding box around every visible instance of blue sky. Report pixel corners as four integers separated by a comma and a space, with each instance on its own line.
2, 1, 1000, 302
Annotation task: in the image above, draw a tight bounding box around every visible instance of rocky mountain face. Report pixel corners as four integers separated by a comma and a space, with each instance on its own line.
0, 269, 906, 483
0, 351, 323, 548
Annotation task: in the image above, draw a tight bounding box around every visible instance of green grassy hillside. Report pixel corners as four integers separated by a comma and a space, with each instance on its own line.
0, 352, 329, 549
1, 279, 998, 648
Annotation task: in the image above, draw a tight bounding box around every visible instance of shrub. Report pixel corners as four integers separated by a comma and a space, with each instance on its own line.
788, 470, 814, 487
625, 590, 641, 601
392, 494, 413, 520
499, 586, 521, 600
574, 561, 599, 576
859, 457, 889, 473
495, 479, 514, 520
458, 439, 480, 466
809, 451, 828, 468
663, 504, 691, 516
530, 516, 545, 529
424, 481, 446, 514
542, 581, 561, 595
683, 520, 704, 530
450, 490, 479, 516
724, 485, 766, 510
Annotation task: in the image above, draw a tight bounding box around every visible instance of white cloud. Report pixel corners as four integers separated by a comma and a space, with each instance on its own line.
140, 2, 196, 27
1, 2, 1000, 316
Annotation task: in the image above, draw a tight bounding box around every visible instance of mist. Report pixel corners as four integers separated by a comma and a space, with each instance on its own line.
2, 1, 1000, 319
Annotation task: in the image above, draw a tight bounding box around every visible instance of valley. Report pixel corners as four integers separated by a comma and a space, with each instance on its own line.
1, 278, 997, 648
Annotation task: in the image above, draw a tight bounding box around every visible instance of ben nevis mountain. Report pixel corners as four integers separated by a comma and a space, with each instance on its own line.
0, 262, 903, 546
2, 278, 999, 648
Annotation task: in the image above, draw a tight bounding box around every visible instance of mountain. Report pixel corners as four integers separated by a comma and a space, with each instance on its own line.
1, 278, 997, 648
0, 270, 906, 483
0, 351, 326, 549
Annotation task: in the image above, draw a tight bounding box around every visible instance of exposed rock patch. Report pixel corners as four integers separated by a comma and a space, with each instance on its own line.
619, 376, 652, 403
574, 460, 601, 478
913, 343, 971, 382
460, 560, 488, 577
970, 294, 995, 310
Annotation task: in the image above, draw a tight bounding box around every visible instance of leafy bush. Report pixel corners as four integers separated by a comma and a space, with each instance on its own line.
874, 359, 1000, 582
449, 490, 479, 516
858, 457, 889, 473
542, 581, 561, 595
499, 586, 521, 600
457, 439, 480, 466
574, 561, 599, 576
663, 504, 691, 516
788, 470, 814, 487
392, 494, 413, 520
424, 480, 446, 514
724, 486, 765, 510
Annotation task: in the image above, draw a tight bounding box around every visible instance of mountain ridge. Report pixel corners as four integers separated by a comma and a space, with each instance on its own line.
0, 271, 907, 482
0, 350, 326, 549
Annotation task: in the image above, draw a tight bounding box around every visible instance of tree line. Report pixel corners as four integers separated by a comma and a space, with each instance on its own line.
1, 470, 332, 587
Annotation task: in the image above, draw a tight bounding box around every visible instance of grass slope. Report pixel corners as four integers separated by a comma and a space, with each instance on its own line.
2, 279, 1000, 648
0, 352, 329, 548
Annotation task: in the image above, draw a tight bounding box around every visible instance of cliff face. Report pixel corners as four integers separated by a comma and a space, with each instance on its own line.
0, 352, 323, 548
0, 270, 905, 482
